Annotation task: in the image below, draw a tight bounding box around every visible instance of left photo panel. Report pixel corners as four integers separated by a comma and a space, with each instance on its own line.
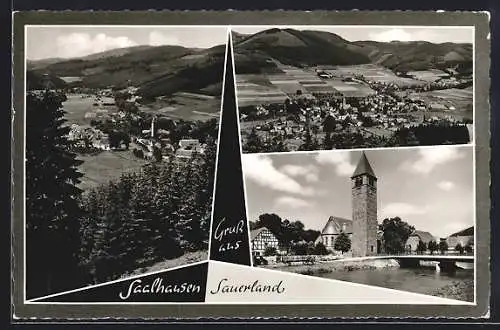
24, 25, 227, 300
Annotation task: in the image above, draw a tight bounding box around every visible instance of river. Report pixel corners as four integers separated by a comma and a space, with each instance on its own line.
315, 266, 474, 301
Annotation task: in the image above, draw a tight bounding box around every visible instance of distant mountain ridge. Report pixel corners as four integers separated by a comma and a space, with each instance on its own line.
233, 28, 473, 74
27, 44, 226, 98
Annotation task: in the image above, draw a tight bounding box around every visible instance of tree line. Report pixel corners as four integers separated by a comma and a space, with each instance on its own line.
25, 90, 216, 298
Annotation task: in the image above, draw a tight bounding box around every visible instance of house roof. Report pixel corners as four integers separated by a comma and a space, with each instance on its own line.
410, 230, 435, 243
351, 152, 377, 178
250, 227, 270, 240
320, 216, 353, 235
448, 226, 474, 237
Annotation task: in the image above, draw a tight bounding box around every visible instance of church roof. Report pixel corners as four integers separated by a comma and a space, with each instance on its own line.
320, 216, 353, 235
351, 152, 376, 178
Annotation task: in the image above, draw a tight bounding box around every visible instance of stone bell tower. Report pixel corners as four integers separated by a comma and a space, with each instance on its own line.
351, 151, 378, 257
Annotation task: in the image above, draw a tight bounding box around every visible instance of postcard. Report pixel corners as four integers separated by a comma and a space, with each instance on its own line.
11, 10, 491, 320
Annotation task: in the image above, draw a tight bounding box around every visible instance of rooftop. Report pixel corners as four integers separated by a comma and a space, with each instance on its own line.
351, 151, 377, 178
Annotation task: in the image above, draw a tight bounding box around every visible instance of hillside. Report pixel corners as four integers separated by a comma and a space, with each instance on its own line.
234, 28, 371, 71
26, 70, 67, 90
233, 28, 473, 74
448, 226, 474, 237
28, 44, 226, 98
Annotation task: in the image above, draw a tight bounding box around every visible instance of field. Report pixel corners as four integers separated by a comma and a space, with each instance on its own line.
402, 87, 473, 119
407, 69, 449, 82
322, 64, 427, 87
62, 94, 116, 126
77, 150, 148, 191
143, 92, 221, 121
236, 65, 377, 106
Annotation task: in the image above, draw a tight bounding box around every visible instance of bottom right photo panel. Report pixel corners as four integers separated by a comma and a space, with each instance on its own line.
242, 145, 475, 303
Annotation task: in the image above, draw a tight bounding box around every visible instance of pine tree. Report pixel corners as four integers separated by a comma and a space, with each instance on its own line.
26, 90, 85, 298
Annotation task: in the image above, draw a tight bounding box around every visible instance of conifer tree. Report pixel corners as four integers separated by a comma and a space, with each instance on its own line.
26, 90, 85, 298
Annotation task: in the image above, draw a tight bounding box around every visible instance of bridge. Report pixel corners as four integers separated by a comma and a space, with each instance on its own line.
342, 254, 474, 271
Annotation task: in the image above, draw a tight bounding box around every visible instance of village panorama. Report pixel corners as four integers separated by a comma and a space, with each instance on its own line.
24, 26, 226, 299
233, 27, 474, 153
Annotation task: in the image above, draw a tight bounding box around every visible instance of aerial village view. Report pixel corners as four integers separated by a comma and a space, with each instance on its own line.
233, 27, 474, 152
25, 26, 226, 299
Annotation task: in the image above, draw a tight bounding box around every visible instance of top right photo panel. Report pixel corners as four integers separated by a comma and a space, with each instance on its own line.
233, 26, 474, 153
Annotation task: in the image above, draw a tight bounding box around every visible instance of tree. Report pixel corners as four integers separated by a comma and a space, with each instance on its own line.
455, 243, 465, 255
153, 146, 163, 162
428, 240, 439, 255
416, 240, 427, 254
314, 242, 329, 255
322, 115, 337, 134
244, 127, 264, 153
26, 90, 84, 298
334, 233, 351, 254
439, 240, 449, 255
464, 237, 474, 254
299, 128, 320, 151
263, 246, 277, 256
381, 217, 415, 254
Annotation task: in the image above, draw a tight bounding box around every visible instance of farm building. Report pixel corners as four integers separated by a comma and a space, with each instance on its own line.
250, 227, 280, 256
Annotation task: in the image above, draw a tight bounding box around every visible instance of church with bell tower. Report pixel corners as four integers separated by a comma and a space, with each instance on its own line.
351, 152, 378, 257
317, 151, 379, 257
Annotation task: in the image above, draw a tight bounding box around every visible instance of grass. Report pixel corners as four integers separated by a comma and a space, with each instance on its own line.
121, 250, 208, 278
77, 150, 148, 191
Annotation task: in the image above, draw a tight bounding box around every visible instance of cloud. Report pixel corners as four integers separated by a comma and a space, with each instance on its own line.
242, 155, 314, 196
280, 164, 319, 182
148, 31, 180, 46
369, 29, 414, 42
315, 152, 355, 176
368, 28, 442, 43
381, 202, 429, 218
56, 33, 137, 58
401, 147, 466, 174
438, 181, 455, 191
274, 196, 314, 209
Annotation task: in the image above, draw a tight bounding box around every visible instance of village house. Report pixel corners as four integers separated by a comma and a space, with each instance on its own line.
175, 139, 205, 159
405, 230, 436, 253
250, 227, 280, 256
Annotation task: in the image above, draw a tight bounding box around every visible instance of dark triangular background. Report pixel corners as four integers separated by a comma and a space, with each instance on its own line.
209, 33, 252, 266
31, 262, 208, 303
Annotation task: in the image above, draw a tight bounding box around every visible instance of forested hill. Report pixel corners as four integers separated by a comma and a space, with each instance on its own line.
27, 44, 226, 98
233, 28, 472, 74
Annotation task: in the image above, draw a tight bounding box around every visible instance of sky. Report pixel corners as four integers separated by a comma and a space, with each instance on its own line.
242, 145, 474, 239
231, 26, 474, 44
26, 26, 228, 60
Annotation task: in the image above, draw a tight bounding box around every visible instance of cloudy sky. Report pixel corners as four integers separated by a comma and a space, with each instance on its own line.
231, 26, 474, 44
242, 146, 474, 238
26, 26, 228, 60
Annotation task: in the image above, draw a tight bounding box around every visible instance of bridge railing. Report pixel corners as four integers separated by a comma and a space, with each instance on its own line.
377, 251, 474, 257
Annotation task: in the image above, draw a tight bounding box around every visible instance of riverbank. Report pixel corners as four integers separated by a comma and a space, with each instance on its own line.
431, 279, 474, 302
262, 258, 400, 275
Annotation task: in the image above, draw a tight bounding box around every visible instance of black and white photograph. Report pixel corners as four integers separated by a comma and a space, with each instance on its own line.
12, 10, 490, 320
243, 146, 475, 302
24, 25, 227, 300
234, 26, 474, 153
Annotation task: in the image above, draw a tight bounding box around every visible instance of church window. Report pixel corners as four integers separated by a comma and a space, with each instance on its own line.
355, 177, 363, 187
369, 177, 376, 187
371, 245, 374, 252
